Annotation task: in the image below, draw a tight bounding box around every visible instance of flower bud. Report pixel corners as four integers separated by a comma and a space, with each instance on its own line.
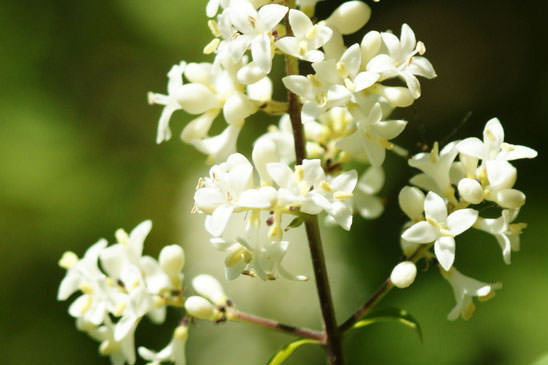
390, 261, 417, 289
159, 245, 185, 281
495, 189, 525, 209
253, 137, 278, 185
372, 85, 414, 107
192, 274, 227, 306
458, 178, 484, 204
223, 93, 256, 127
398, 186, 425, 221
361, 31, 381, 64
184, 296, 221, 321
175, 84, 220, 114
326, 1, 371, 35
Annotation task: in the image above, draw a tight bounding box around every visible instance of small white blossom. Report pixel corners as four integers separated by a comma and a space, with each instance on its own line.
276, 9, 332, 62
185, 296, 223, 321
475, 209, 525, 264
441, 267, 501, 321
367, 23, 436, 99
138, 324, 188, 365
192, 274, 228, 306
402, 192, 478, 270
337, 102, 407, 166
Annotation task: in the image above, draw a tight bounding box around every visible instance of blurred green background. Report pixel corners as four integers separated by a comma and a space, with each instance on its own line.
1, 0, 547, 364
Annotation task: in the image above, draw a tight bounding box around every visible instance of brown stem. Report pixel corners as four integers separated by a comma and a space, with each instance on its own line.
229, 309, 323, 341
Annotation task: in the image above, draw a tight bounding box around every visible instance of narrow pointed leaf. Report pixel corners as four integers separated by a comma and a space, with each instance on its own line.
350, 307, 423, 342
268, 338, 320, 365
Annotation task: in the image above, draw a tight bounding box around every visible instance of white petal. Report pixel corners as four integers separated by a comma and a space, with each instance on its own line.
289, 9, 313, 36
247, 77, 273, 102
358, 166, 384, 194
223, 93, 257, 125
302, 159, 325, 186
398, 186, 425, 221
267, 162, 294, 188
400, 23, 416, 52
175, 84, 220, 114
435, 236, 455, 271
424, 191, 447, 223
257, 4, 288, 31
326, 1, 371, 35
129, 220, 152, 259
402, 221, 438, 243
205, 205, 234, 237
374, 119, 407, 140
339, 43, 362, 77
251, 33, 272, 73
238, 189, 273, 209
456, 137, 485, 159
353, 71, 379, 92
497, 144, 537, 161
483, 118, 504, 148
447, 209, 478, 236
282, 75, 315, 99
180, 110, 218, 143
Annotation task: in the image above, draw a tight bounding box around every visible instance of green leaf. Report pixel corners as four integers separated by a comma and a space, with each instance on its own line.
285, 216, 304, 230
268, 338, 320, 365
350, 307, 423, 342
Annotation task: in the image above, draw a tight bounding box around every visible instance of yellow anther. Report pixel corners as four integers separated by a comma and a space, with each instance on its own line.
203, 38, 220, 54
105, 277, 115, 287
58, 251, 78, 270
320, 181, 332, 192
463, 303, 476, 320
228, 247, 252, 267
306, 26, 318, 39
307, 74, 322, 88
378, 138, 394, 150
99, 340, 119, 355
115, 229, 129, 246
298, 40, 308, 55
485, 128, 496, 142
208, 20, 221, 37
416, 41, 426, 55
429, 142, 439, 164
336, 62, 349, 79
295, 165, 304, 181
79, 283, 94, 295
114, 301, 127, 317
510, 222, 527, 234
174, 325, 189, 340
334, 191, 353, 200
80, 297, 93, 314
248, 15, 256, 28
478, 291, 496, 302
154, 296, 166, 308
131, 280, 141, 290
343, 78, 355, 91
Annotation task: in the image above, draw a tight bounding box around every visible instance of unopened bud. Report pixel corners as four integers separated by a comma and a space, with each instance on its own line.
373, 85, 414, 107
184, 296, 221, 321
192, 274, 227, 306
159, 245, 185, 281
361, 31, 381, 64
326, 1, 371, 35
458, 178, 484, 204
390, 261, 417, 288
398, 186, 425, 221
495, 189, 525, 209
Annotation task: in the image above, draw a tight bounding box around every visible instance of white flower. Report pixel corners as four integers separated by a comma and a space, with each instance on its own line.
409, 141, 459, 197
337, 102, 407, 166
138, 325, 188, 365
441, 267, 501, 321
402, 192, 478, 270
82, 316, 138, 365
475, 209, 525, 264
390, 261, 417, 289
367, 23, 436, 98
457, 118, 537, 162
354, 166, 384, 219
276, 9, 332, 62
226, 1, 288, 84
194, 153, 274, 236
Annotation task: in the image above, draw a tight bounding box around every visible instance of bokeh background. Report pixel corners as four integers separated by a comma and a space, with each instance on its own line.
1, 0, 547, 364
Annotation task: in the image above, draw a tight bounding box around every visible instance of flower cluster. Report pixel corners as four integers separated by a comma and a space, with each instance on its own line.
397, 118, 536, 319
57, 221, 187, 364
59, 1, 538, 364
